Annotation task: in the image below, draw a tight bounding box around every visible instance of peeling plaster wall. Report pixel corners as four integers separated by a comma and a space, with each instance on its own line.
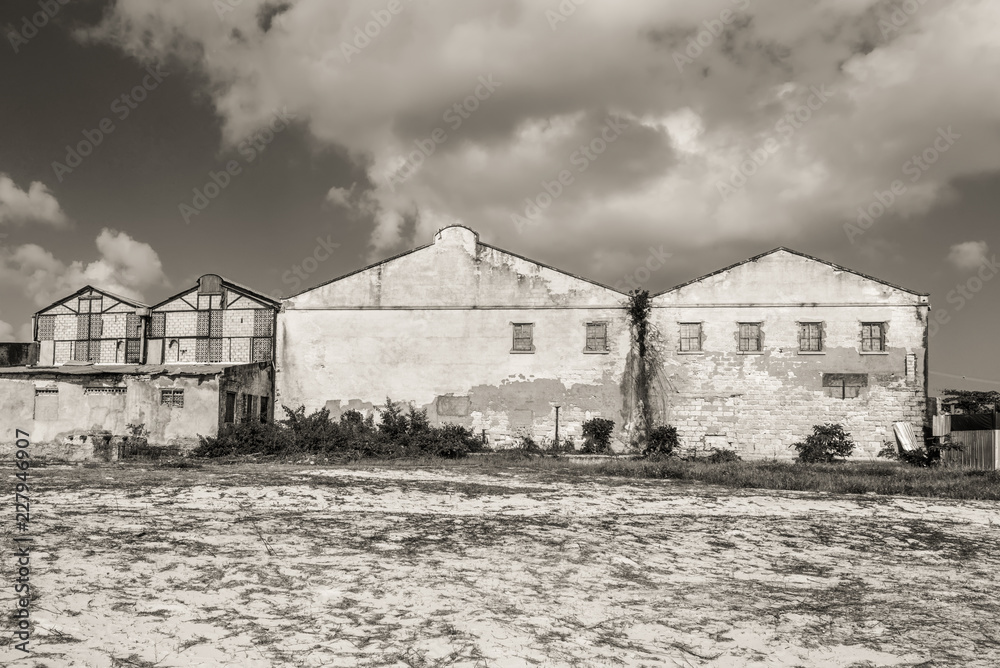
652, 251, 929, 459
0, 372, 221, 458
278, 226, 629, 447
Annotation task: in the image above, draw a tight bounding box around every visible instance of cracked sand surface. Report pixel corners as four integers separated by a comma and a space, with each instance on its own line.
2, 464, 998, 667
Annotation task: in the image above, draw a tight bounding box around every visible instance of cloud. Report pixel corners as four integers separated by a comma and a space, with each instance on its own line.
947, 240, 989, 271
0, 174, 69, 227
81, 0, 1000, 270
0, 228, 169, 306
0, 319, 13, 340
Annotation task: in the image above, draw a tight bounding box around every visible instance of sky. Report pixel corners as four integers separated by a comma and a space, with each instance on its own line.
0, 0, 997, 394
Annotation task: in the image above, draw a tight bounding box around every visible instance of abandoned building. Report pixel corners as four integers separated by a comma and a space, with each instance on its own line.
0, 225, 930, 459
0, 276, 278, 457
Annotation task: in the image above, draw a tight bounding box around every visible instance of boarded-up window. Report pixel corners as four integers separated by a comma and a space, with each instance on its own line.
512, 323, 534, 352
679, 323, 702, 352
823, 373, 868, 399
150, 312, 166, 338
241, 394, 256, 422
34, 388, 58, 420
252, 337, 271, 362
37, 315, 55, 341
585, 322, 608, 352
161, 388, 184, 407
198, 274, 223, 294
738, 323, 762, 352
253, 309, 273, 337
799, 323, 823, 352
862, 322, 885, 352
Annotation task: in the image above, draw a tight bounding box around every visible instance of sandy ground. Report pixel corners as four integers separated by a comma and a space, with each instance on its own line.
2, 463, 999, 667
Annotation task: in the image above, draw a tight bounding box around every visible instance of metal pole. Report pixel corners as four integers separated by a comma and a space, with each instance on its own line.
555, 406, 560, 447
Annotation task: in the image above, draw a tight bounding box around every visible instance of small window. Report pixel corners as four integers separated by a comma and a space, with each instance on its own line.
37, 315, 55, 341
150, 312, 166, 338
585, 322, 608, 353
679, 323, 702, 352
799, 323, 823, 352
512, 323, 534, 353
861, 322, 885, 352
34, 387, 58, 420
738, 322, 762, 352
823, 373, 868, 399
260, 396, 270, 423
84, 386, 126, 395
224, 391, 237, 424
161, 388, 184, 407
241, 394, 256, 423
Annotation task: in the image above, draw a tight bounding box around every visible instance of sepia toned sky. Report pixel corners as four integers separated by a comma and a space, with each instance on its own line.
0, 0, 997, 393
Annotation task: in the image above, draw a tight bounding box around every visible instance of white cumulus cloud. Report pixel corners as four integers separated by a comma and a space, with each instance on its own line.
0, 174, 68, 227
0, 228, 169, 307
947, 240, 989, 271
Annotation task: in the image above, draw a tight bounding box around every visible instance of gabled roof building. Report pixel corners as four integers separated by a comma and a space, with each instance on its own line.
0, 228, 930, 459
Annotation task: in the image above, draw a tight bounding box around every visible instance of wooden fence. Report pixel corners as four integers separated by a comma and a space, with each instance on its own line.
941, 430, 999, 470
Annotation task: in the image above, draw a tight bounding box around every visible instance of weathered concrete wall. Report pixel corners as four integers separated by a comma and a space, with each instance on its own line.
219, 362, 275, 424
0, 343, 38, 367
652, 250, 929, 458
278, 226, 629, 447
0, 371, 221, 458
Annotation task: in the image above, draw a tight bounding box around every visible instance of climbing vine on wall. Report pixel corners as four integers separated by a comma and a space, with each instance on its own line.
624, 289, 661, 444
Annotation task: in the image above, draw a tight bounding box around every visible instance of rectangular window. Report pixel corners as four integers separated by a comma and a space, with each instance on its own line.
73, 339, 96, 362
799, 322, 823, 352
125, 339, 141, 364
224, 391, 236, 424
75, 311, 102, 362
84, 386, 126, 395
512, 323, 534, 352
679, 323, 702, 352
823, 373, 868, 399
585, 322, 608, 352
34, 387, 58, 420
260, 396, 270, 423
738, 322, 762, 352
241, 394, 256, 423
196, 310, 224, 362
861, 322, 885, 352
252, 337, 272, 362
253, 309, 273, 337
161, 388, 184, 407
150, 312, 166, 338
37, 315, 55, 341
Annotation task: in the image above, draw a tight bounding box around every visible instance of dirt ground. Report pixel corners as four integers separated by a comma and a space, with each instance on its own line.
2, 463, 999, 667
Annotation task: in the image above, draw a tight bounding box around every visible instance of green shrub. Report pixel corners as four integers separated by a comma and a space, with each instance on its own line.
581, 418, 615, 454
792, 423, 855, 463
642, 425, 679, 458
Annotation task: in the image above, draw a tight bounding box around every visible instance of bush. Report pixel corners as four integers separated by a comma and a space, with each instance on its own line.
706, 448, 741, 463
191, 399, 480, 460
642, 425, 679, 458
792, 423, 855, 463
581, 418, 615, 454
877, 432, 963, 467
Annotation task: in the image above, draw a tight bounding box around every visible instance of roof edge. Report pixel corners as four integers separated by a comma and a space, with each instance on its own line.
654, 247, 930, 298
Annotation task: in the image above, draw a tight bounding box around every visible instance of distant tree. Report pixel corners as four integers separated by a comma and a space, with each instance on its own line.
940, 389, 1000, 414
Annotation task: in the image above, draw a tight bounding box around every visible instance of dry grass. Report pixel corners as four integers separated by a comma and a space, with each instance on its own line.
2, 462, 999, 667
